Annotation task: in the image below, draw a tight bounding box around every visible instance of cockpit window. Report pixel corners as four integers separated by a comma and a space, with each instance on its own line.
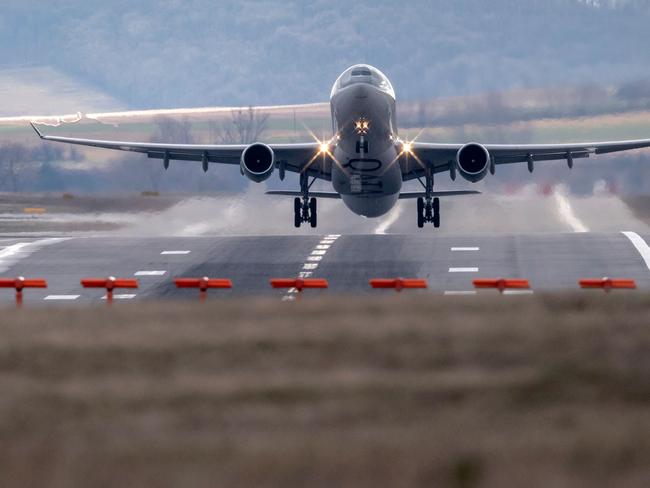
331, 65, 396, 100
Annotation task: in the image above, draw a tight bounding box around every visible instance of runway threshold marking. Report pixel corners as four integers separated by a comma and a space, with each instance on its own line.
622, 231, 650, 270
161, 251, 191, 255
135, 270, 167, 276
44, 295, 80, 301
451, 247, 479, 251
449, 267, 479, 273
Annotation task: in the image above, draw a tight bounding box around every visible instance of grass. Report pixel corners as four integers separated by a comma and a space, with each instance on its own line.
0, 294, 649, 487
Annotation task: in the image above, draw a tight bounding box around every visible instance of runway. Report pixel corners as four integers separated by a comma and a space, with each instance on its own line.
1, 188, 649, 304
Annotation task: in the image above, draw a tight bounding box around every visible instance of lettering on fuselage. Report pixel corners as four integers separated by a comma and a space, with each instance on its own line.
343, 158, 384, 195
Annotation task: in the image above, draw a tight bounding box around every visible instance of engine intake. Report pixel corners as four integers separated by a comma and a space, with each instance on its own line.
241, 143, 275, 182
456, 143, 490, 183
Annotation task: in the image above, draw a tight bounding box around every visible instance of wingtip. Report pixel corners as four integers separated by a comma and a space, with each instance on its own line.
29, 121, 44, 139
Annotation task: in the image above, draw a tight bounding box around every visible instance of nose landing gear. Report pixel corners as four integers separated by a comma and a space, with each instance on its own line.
294, 174, 318, 228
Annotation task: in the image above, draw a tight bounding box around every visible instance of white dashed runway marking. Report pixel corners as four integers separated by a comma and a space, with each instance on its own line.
102, 294, 137, 300
451, 247, 479, 252
135, 270, 167, 276
44, 295, 80, 301
444, 291, 477, 296
161, 250, 191, 255
449, 267, 479, 273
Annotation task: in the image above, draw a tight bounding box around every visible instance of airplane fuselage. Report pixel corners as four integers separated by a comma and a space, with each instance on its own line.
329, 65, 402, 217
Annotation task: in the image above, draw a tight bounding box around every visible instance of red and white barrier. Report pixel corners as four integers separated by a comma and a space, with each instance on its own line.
175, 277, 232, 302
0, 277, 47, 307
473, 278, 530, 294
270, 278, 328, 298
369, 278, 428, 292
579, 277, 636, 292
81, 277, 139, 304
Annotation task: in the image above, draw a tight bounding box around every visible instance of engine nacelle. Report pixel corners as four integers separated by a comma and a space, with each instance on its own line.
241, 143, 275, 182
456, 143, 490, 183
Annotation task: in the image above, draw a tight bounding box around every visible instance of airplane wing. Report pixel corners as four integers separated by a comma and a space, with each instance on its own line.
30, 123, 331, 180
265, 190, 480, 199
402, 138, 650, 181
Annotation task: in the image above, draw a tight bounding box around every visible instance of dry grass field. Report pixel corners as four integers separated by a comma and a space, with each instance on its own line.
0, 294, 649, 487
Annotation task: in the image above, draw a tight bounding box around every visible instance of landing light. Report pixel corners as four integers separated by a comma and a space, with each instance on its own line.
319, 142, 330, 154
402, 142, 413, 154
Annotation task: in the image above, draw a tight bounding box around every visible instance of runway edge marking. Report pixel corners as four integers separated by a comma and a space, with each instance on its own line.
622, 231, 650, 271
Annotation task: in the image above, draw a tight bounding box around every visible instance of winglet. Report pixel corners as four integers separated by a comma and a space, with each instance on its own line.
29, 121, 44, 139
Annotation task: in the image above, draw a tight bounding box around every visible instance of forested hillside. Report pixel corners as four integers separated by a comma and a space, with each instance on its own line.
1, 0, 649, 108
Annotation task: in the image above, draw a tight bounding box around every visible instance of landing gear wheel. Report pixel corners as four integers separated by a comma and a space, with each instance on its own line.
433, 197, 440, 228
309, 198, 317, 228
416, 197, 424, 228
294, 197, 301, 228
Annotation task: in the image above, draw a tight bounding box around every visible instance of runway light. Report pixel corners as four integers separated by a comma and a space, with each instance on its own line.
0, 276, 47, 307
473, 278, 530, 294
370, 278, 428, 292
175, 277, 233, 302
579, 277, 636, 292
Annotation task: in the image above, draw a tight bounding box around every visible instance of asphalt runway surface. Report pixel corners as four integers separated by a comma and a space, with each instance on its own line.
1, 186, 649, 304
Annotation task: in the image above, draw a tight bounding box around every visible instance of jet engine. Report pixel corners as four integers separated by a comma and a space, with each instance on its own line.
240, 143, 275, 182
456, 143, 490, 183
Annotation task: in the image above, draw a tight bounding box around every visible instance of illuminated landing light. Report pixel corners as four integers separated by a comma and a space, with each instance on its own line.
402, 141, 413, 154
319, 142, 330, 154
354, 118, 370, 135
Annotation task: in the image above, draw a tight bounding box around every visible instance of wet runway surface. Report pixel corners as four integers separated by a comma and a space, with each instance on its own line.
0, 189, 649, 304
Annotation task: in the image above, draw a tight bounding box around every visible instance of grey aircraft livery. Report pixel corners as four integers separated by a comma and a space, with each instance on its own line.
31, 64, 650, 228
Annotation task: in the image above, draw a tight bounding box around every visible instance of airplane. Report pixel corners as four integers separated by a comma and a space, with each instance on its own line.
31, 64, 650, 228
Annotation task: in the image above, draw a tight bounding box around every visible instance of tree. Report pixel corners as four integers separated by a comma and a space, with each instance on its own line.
217, 107, 269, 144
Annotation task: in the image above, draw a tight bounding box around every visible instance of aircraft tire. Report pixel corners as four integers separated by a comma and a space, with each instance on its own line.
433, 198, 440, 228
294, 197, 302, 228
417, 197, 424, 228
309, 198, 317, 228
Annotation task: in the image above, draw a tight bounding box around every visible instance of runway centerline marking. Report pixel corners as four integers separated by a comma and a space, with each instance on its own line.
44, 295, 80, 301
622, 231, 650, 270
135, 270, 167, 276
161, 251, 191, 255
554, 192, 589, 233
449, 267, 479, 273
283, 235, 340, 301
444, 291, 477, 296
451, 247, 479, 251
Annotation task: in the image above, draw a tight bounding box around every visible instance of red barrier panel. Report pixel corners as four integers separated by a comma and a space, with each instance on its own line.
369, 278, 428, 292
81, 277, 138, 304
175, 277, 233, 302
270, 278, 328, 296
0, 277, 47, 307
473, 278, 530, 294
579, 277, 636, 292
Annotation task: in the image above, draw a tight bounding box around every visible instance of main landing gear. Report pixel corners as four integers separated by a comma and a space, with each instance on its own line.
294, 174, 317, 228
416, 168, 440, 229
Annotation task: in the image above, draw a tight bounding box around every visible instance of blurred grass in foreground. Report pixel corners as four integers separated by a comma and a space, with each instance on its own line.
0, 294, 649, 487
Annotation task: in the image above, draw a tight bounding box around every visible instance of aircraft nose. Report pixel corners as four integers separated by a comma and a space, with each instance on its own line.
351, 83, 369, 99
